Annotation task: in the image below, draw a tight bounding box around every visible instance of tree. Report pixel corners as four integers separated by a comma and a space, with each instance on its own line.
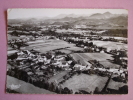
119, 85, 128, 94
8, 52, 18, 60
94, 87, 100, 94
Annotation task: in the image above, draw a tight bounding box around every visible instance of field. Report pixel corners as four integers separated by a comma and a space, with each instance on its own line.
8, 46, 14, 51
70, 53, 120, 68
6, 75, 56, 94
55, 29, 88, 33
58, 49, 72, 54
107, 79, 127, 90
102, 36, 127, 40
66, 47, 83, 51
24, 39, 83, 53
8, 34, 33, 40
63, 73, 108, 93
90, 40, 127, 50
8, 34, 20, 40
48, 70, 70, 83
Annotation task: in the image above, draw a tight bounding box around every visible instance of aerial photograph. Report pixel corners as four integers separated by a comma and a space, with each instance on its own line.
6, 9, 128, 94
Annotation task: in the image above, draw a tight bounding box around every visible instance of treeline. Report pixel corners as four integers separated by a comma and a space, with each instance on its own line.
102, 29, 127, 37
8, 24, 42, 32
10, 31, 31, 36
41, 30, 83, 37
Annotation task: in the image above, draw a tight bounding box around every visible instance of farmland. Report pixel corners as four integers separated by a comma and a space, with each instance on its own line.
63, 73, 108, 93
6, 75, 56, 94
90, 40, 127, 50
102, 36, 127, 40
24, 39, 83, 53
48, 70, 70, 83
70, 53, 120, 68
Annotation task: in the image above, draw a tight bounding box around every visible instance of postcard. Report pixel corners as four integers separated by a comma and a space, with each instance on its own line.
6, 9, 128, 94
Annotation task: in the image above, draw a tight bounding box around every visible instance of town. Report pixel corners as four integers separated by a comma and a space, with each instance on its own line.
6, 9, 128, 94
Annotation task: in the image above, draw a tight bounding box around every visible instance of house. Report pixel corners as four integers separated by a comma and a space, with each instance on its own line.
73, 64, 87, 71
17, 51, 24, 55
35, 71, 44, 76
52, 60, 61, 66
58, 61, 70, 68
100, 50, 105, 53
54, 56, 65, 61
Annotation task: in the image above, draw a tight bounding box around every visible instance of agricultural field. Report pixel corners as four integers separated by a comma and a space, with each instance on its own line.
58, 49, 72, 54
8, 46, 14, 51
8, 34, 20, 40
48, 70, 70, 83
102, 36, 127, 40
6, 75, 56, 94
107, 79, 127, 90
90, 40, 127, 50
70, 53, 120, 68
66, 46, 84, 51
55, 29, 88, 33
8, 34, 33, 40
63, 73, 108, 93
24, 39, 83, 53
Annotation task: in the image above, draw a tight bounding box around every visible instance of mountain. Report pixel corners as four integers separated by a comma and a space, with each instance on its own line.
54, 13, 90, 19
54, 14, 69, 19
103, 12, 113, 18
88, 12, 113, 19
8, 12, 128, 29
89, 13, 103, 19
108, 15, 128, 26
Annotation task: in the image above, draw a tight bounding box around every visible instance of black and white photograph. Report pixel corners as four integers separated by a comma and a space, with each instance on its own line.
6, 9, 128, 94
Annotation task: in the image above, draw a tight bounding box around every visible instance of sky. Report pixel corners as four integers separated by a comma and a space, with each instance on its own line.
8, 9, 128, 19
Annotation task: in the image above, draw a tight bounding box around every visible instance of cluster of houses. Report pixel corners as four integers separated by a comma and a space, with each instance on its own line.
7, 49, 76, 93
73, 60, 127, 81
8, 36, 36, 49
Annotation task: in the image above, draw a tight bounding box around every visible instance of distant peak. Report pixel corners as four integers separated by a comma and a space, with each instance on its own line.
69, 13, 75, 15
103, 12, 112, 15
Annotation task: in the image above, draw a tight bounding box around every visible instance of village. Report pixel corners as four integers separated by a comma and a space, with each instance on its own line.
6, 23, 128, 94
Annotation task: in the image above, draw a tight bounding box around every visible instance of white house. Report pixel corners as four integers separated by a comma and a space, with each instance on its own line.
73, 64, 87, 71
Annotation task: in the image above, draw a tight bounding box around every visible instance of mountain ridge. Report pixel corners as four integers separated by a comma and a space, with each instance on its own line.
8, 12, 128, 29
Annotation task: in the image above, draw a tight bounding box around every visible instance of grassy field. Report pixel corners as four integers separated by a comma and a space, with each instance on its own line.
55, 29, 88, 33
107, 79, 127, 90
66, 46, 84, 51
79, 53, 113, 61
58, 49, 72, 54
102, 36, 127, 40
8, 46, 14, 51
27, 40, 44, 44
70, 53, 120, 68
8, 34, 32, 40
63, 73, 108, 93
48, 71, 70, 83
8, 34, 21, 40
24, 39, 83, 53
90, 40, 127, 50
6, 75, 56, 94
